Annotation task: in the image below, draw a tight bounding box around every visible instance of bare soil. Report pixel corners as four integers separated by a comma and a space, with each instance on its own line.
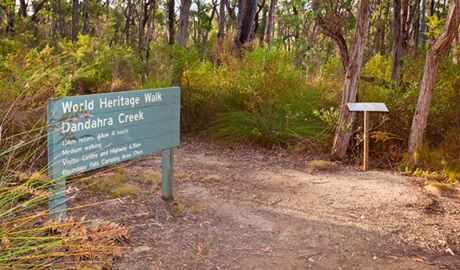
71, 138, 460, 269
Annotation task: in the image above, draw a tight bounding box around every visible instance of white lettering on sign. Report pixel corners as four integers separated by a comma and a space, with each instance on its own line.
102, 156, 121, 165
118, 111, 144, 123
97, 133, 109, 140
61, 100, 95, 113
62, 165, 88, 176
99, 96, 140, 109
62, 157, 80, 166
61, 117, 113, 133
110, 146, 128, 155
89, 161, 100, 168
63, 139, 77, 146
116, 129, 129, 135
133, 150, 143, 156
122, 153, 132, 159
144, 92, 162, 103
82, 153, 98, 161
129, 142, 141, 149
84, 143, 102, 151
62, 147, 83, 155
78, 136, 94, 143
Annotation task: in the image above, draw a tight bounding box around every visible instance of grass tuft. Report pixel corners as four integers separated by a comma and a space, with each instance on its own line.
424, 181, 458, 198
144, 169, 162, 184
174, 172, 188, 179
202, 175, 221, 182
110, 183, 142, 198
191, 204, 204, 214
306, 160, 338, 174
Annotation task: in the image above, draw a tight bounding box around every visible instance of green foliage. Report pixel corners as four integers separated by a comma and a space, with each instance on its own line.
181, 45, 329, 150
426, 14, 445, 39
58, 35, 145, 94
313, 107, 351, 132
317, 57, 344, 105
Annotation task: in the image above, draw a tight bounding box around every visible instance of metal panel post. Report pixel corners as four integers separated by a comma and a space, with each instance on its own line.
363, 111, 370, 171
49, 179, 67, 218
162, 148, 174, 201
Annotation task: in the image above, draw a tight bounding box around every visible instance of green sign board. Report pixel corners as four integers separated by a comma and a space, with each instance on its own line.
47, 87, 180, 216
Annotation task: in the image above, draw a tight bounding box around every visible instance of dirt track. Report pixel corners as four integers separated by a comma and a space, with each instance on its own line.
73, 138, 460, 269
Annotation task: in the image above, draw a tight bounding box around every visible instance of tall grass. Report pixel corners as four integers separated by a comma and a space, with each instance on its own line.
1, 105, 129, 269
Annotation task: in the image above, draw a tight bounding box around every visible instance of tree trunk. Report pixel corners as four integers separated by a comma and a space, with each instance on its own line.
236, 0, 258, 47
19, 0, 27, 17
176, 0, 192, 47
218, 0, 226, 40
252, 0, 265, 40
202, 1, 217, 46
31, 0, 47, 22
408, 0, 460, 155
331, 0, 371, 159
391, 0, 404, 82
82, 0, 89, 34
264, 0, 276, 45
421, 0, 427, 46
401, 0, 410, 50
5, 1, 15, 35
145, 0, 155, 73
225, 0, 237, 27
410, 0, 421, 51
72, 0, 79, 41
123, 0, 134, 45
236, 0, 245, 38
168, 0, 175, 45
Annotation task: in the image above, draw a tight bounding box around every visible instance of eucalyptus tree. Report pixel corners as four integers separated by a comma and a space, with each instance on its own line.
408, 0, 460, 156
264, 0, 276, 45
191, 0, 216, 47
331, 0, 371, 159
168, 0, 175, 44
235, 0, 258, 47
311, 0, 356, 73
218, 0, 226, 40
391, 0, 404, 82
177, 0, 192, 47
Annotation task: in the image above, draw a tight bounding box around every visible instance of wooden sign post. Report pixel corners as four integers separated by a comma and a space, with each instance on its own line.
346, 103, 389, 171
47, 87, 180, 218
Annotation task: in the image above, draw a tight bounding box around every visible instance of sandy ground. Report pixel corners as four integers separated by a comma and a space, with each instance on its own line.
71, 138, 460, 269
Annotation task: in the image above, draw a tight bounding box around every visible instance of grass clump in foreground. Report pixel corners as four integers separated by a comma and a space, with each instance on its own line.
1, 126, 130, 268
110, 183, 142, 198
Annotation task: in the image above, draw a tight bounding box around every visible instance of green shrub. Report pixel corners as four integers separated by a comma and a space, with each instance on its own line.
180, 46, 329, 150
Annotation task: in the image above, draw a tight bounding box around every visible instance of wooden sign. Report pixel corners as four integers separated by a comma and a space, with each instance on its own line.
47, 87, 180, 217
346, 103, 389, 171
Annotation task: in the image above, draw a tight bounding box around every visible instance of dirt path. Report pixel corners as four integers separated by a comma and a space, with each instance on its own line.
73, 138, 460, 269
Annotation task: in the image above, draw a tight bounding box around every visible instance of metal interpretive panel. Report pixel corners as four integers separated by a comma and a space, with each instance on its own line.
347, 102, 389, 112
47, 87, 180, 180
346, 102, 389, 171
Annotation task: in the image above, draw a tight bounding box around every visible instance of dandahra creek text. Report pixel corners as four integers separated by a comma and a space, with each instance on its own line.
60, 92, 162, 133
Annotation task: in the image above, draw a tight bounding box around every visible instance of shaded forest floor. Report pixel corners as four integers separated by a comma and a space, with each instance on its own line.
71, 138, 460, 269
